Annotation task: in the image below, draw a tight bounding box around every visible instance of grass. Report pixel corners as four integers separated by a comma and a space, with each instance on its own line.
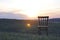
0, 32, 60, 40
0, 32, 47, 40
0, 19, 60, 40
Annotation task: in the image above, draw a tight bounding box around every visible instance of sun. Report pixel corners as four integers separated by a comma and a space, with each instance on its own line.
27, 13, 37, 18
24, 10, 38, 18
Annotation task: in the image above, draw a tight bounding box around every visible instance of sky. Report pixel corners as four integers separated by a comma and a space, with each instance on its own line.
0, 0, 60, 19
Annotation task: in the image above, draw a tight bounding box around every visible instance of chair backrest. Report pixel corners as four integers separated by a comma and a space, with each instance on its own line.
38, 16, 49, 27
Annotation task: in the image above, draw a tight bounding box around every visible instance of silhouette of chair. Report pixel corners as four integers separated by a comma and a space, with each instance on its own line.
38, 16, 49, 36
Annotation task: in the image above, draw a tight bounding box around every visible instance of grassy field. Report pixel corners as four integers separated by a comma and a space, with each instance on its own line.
0, 19, 60, 40
0, 32, 60, 40
0, 32, 47, 40
0, 32, 57, 40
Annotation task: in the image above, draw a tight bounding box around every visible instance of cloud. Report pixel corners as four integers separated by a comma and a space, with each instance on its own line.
38, 9, 60, 18
0, 12, 28, 19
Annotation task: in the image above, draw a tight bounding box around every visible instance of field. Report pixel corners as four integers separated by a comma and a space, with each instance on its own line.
0, 19, 60, 40
0, 32, 60, 40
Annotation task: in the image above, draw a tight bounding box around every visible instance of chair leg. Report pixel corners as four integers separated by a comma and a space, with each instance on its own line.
38, 27, 41, 35
46, 28, 48, 36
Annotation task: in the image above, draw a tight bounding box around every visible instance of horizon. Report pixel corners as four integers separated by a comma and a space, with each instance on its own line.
0, 11, 60, 19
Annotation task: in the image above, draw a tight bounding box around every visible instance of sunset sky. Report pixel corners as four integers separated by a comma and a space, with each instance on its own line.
0, 0, 60, 19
